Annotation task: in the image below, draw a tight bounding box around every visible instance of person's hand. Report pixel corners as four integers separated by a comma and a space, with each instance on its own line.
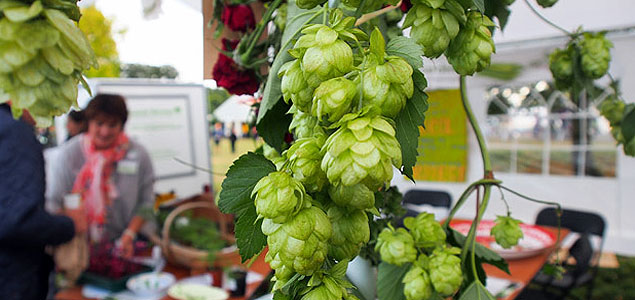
64, 207, 87, 234
118, 231, 135, 258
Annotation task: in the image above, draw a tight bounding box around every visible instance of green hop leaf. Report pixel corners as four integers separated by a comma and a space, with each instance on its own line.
312, 77, 357, 123
264, 207, 332, 276
285, 136, 328, 192
328, 205, 370, 261
446, 12, 496, 76
403, 4, 461, 58
402, 258, 433, 300
251, 171, 311, 223
321, 114, 402, 189
428, 247, 463, 296
403, 212, 446, 248
491, 215, 524, 249
580, 32, 612, 79
375, 227, 417, 266
536, 0, 558, 8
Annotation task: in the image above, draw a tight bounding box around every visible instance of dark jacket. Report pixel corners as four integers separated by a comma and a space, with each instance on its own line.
0, 104, 75, 300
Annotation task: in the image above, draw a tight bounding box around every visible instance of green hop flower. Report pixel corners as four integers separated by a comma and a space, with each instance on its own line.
321, 115, 402, 190
262, 144, 285, 170
403, 3, 461, 58
403, 212, 446, 248
402, 258, 433, 300
599, 96, 624, 125
280, 59, 313, 112
491, 215, 524, 249
360, 56, 414, 118
580, 32, 612, 79
285, 136, 328, 192
549, 46, 574, 90
296, 0, 327, 9
312, 77, 357, 123
251, 171, 311, 223
536, 0, 558, 8
328, 205, 370, 261
0, 2, 97, 126
375, 227, 417, 266
428, 247, 462, 296
446, 12, 496, 76
289, 106, 323, 139
302, 276, 359, 300
328, 182, 375, 210
263, 207, 332, 276
298, 25, 354, 88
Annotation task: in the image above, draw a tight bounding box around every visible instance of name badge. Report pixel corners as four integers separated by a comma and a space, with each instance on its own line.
117, 160, 138, 175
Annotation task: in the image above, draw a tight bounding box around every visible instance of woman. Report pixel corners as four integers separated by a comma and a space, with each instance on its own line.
47, 94, 155, 257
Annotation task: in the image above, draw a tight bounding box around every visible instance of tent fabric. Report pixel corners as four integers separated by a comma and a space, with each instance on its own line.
213, 95, 254, 123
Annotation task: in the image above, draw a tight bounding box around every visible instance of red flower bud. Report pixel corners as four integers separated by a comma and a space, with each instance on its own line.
212, 39, 259, 95
221, 4, 256, 32
400, 0, 412, 12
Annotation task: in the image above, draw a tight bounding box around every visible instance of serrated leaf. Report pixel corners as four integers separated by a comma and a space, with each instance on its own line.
386, 36, 423, 70
235, 206, 267, 261
447, 228, 510, 274
256, 98, 292, 152
458, 281, 496, 300
377, 262, 409, 300
257, 0, 320, 143
394, 70, 428, 180
621, 103, 635, 143
218, 152, 276, 215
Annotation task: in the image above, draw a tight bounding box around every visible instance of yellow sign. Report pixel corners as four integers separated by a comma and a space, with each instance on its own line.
412, 89, 468, 182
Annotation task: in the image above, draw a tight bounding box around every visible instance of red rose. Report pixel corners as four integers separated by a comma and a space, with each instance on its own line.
221, 4, 256, 33
400, 0, 412, 12
212, 39, 259, 95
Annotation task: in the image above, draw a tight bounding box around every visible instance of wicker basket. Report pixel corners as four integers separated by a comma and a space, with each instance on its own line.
150, 201, 241, 269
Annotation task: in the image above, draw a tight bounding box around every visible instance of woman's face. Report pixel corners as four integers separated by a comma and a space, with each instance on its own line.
88, 115, 123, 149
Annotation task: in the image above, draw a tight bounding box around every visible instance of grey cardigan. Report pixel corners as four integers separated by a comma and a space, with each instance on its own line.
46, 134, 156, 240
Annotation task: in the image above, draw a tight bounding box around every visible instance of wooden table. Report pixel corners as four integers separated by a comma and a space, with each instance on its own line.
55, 249, 271, 300
483, 226, 570, 300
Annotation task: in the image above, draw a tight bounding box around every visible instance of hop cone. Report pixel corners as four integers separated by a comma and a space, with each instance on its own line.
312, 77, 357, 122
251, 171, 311, 223
446, 12, 496, 76
491, 215, 524, 249
301, 277, 359, 300
280, 59, 313, 112
402, 258, 433, 300
328, 205, 370, 261
321, 115, 402, 190
428, 247, 462, 296
549, 47, 574, 90
599, 96, 624, 125
263, 207, 332, 276
403, 212, 446, 248
375, 227, 417, 266
536, 0, 558, 8
328, 182, 375, 210
360, 56, 414, 118
262, 144, 286, 170
0, 1, 97, 126
297, 25, 354, 89
403, 3, 460, 58
289, 106, 323, 139
285, 136, 328, 192
580, 32, 612, 79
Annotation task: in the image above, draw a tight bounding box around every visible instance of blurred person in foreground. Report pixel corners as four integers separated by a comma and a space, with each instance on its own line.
47, 94, 155, 258
0, 103, 86, 300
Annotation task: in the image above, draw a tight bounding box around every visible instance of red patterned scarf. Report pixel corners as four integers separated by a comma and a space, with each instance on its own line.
72, 133, 129, 225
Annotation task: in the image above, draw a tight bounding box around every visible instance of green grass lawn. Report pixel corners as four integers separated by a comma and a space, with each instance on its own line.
570, 255, 635, 299
210, 137, 263, 194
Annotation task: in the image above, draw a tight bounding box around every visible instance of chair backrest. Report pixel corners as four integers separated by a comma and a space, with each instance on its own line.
535, 207, 606, 238
568, 234, 594, 277
402, 189, 452, 208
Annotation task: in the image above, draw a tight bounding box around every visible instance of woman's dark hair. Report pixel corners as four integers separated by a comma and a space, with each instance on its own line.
67, 109, 86, 123
84, 94, 128, 125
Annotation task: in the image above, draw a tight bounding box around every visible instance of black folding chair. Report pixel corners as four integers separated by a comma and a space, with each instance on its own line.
519, 207, 606, 300
397, 189, 452, 226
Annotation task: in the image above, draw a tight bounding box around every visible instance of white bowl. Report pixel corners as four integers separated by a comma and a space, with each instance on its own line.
126, 272, 176, 297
